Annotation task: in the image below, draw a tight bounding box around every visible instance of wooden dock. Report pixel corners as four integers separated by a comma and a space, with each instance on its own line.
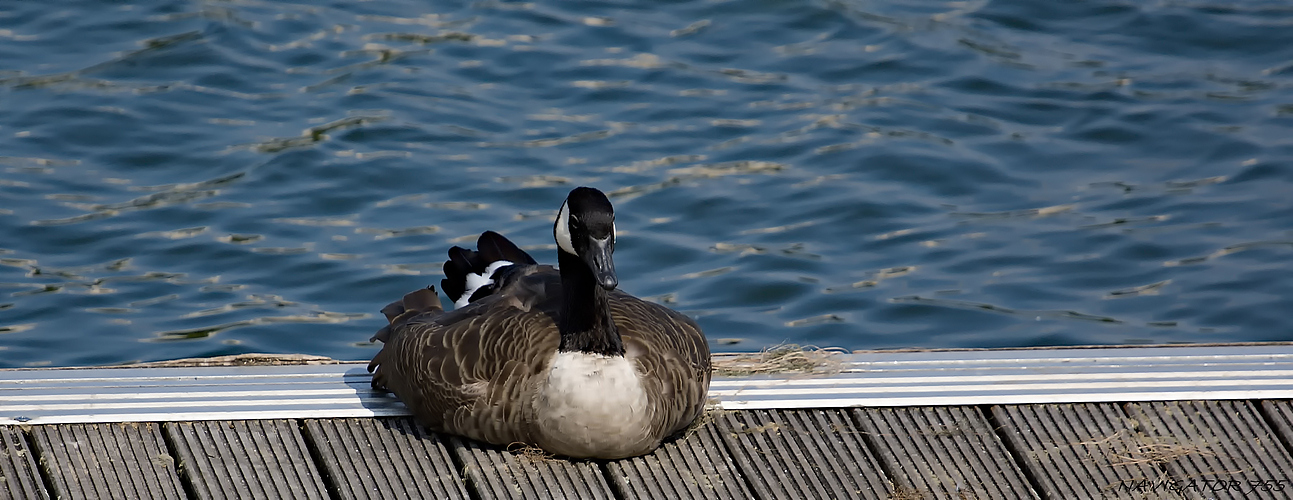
4, 344, 1293, 499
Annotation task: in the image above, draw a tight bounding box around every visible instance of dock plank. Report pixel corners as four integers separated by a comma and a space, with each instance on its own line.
451, 436, 613, 500
718, 409, 891, 499
858, 406, 1039, 500
1261, 400, 1293, 458
1, 426, 46, 500
1126, 401, 1293, 500
991, 403, 1175, 500
302, 417, 469, 499
29, 423, 183, 500
166, 420, 329, 500
606, 419, 750, 499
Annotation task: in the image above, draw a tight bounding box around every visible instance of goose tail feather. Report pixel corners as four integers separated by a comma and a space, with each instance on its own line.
441, 231, 536, 308
369, 286, 443, 388
371, 286, 441, 343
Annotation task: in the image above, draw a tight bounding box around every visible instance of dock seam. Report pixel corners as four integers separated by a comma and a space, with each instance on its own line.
980, 404, 1048, 500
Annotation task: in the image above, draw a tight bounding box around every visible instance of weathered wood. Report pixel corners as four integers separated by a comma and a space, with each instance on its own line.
302, 417, 469, 500
1261, 400, 1293, 459
450, 436, 613, 500
1, 426, 46, 500
28, 423, 183, 500
991, 403, 1175, 500
857, 406, 1039, 500
718, 409, 891, 499
165, 420, 329, 500
605, 419, 750, 499
9, 402, 1293, 500
1126, 401, 1293, 500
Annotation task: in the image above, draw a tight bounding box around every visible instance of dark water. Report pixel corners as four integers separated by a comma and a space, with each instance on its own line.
2, 0, 1292, 368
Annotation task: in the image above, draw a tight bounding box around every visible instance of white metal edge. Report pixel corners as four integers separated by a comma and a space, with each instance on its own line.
716, 390, 1293, 410
4, 344, 1293, 425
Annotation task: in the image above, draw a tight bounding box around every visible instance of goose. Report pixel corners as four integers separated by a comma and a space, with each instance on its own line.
368, 186, 712, 459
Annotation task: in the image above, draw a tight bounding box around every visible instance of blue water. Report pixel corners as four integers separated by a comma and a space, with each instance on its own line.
2, 0, 1292, 368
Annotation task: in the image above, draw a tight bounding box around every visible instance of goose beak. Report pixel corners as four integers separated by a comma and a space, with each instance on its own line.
588, 238, 618, 290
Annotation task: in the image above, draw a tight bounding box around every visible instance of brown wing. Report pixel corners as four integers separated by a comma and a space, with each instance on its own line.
611, 293, 713, 439
368, 267, 562, 447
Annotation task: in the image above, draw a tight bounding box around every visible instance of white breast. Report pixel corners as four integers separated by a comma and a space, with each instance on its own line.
532, 351, 653, 458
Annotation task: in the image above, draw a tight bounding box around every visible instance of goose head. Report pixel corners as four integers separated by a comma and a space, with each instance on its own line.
554, 187, 618, 291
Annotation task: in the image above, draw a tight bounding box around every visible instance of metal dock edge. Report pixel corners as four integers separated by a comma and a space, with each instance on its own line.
5, 343, 1293, 425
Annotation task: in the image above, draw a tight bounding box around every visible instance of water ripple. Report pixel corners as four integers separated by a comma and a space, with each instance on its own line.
2, 0, 1292, 366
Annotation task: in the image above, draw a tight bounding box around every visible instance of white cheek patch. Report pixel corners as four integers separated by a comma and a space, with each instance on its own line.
555, 201, 577, 255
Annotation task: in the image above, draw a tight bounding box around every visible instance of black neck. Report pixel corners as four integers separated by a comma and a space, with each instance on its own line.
557, 250, 624, 356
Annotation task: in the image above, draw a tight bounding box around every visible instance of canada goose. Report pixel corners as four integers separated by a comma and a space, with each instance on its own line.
368, 187, 712, 459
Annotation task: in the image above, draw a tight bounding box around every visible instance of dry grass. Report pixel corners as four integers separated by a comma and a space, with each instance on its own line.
677, 402, 729, 441
922, 423, 967, 438
1068, 429, 1224, 470
712, 344, 848, 377
128, 353, 338, 367
889, 484, 926, 500
506, 442, 560, 463
1109, 442, 1214, 467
